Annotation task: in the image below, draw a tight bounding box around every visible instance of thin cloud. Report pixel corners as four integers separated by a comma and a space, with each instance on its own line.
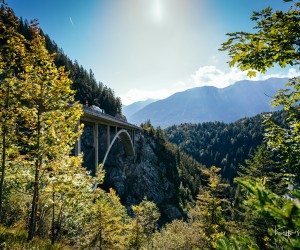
121, 88, 172, 105
69, 17, 74, 26
191, 66, 300, 88
261, 68, 300, 80
121, 66, 300, 105
192, 66, 255, 88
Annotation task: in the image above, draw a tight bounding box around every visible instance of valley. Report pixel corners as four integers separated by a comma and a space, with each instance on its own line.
1, 1, 299, 249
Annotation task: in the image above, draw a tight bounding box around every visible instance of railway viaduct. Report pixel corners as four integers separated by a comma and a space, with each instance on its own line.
74, 106, 141, 175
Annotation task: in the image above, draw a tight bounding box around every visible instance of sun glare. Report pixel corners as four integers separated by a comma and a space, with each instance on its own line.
153, 0, 163, 22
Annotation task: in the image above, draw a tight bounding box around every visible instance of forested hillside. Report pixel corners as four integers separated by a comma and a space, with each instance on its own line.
18, 18, 122, 116
0, 5, 224, 248
164, 111, 287, 182
101, 120, 208, 224
1, 1, 299, 249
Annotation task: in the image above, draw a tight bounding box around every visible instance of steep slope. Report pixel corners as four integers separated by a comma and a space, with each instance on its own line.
129, 78, 288, 128
164, 110, 287, 182
101, 124, 206, 224
18, 19, 122, 116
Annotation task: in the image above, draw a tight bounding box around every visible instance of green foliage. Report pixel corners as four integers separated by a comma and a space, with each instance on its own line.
0, 4, 30, 223
17, 18, 122, 116
264, 77, 300, 184
220, 1, 300, 76
11, 17, 84, 241
3, 1, 300, 249
0, 225, 72, 250
129, 205, 144, 250
151, 220, 202, 250
189, 166, 230, 249
0, 3, 95, 244
216, 235, 259, 250
83, 188, 130, 249
142, 120, 205, 212
138, 198, 160, 248
233, 145, 288, 248
238, 144, 285, 194
164, 115, 272, 182
141, 120, 155, 136
236, 180, 300, 249
128, 198, 160, 249
220, 2, 300, 249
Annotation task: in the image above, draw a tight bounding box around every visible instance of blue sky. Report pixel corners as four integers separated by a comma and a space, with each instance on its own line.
6, 0, 298, 104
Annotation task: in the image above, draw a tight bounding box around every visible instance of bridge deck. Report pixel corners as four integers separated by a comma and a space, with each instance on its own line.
82, 106, 141, 130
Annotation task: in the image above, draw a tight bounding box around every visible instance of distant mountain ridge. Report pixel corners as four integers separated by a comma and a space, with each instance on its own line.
127, 78, 288, 128
122, 99, 156, 118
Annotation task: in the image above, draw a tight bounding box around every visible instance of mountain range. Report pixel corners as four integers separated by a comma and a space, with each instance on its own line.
122, 98, 156, 118
126, 78, 288, 128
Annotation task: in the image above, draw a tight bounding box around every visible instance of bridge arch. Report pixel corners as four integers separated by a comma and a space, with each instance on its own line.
101, 129, 135, 170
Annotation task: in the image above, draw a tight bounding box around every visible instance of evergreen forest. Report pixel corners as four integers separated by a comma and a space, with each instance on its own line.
18, 17, 122, 117
0, 1, 299, 249
164, 111, 287, 183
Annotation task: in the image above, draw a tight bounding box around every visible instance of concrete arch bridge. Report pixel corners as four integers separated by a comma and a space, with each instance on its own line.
74, 106, 141, 175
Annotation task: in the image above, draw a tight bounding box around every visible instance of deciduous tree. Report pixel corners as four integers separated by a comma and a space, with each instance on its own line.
220, 0, 300, 248
0, 7, 83, 240
0, 4, 27, 222
128, 198, 160, 250
21, 23, 83, 241
83, 187, 129, 250
220, 1, 300, 77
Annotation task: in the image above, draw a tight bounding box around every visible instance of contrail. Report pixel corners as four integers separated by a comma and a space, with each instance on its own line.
69, 17, 74, 26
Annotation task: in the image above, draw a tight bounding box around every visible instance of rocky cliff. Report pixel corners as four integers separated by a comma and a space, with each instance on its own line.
102, 131, 186, 224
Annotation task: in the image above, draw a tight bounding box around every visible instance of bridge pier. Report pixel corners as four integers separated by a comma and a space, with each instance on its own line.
75, 106, 141, 175
94, 123, 98, 174
75, 121, 81, 156
107, 125, 110, 150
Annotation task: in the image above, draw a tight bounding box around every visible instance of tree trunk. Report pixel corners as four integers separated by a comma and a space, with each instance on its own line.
0, 124, 6, 223
28, 108, 41, 242
0, 83, 10, 223
99, 228, 102, 250
27, 159, 40, 241
51, 186, 55, 245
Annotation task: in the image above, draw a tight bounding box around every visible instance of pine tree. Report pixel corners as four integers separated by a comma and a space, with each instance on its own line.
189, 166, 229, 249
83, 187, 129, 250
138, 198, 160, 249
128, 198, 160, 250
238, 145, 285, 194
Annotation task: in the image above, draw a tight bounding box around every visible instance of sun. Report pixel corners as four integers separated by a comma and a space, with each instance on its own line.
153, 0, 163, 23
